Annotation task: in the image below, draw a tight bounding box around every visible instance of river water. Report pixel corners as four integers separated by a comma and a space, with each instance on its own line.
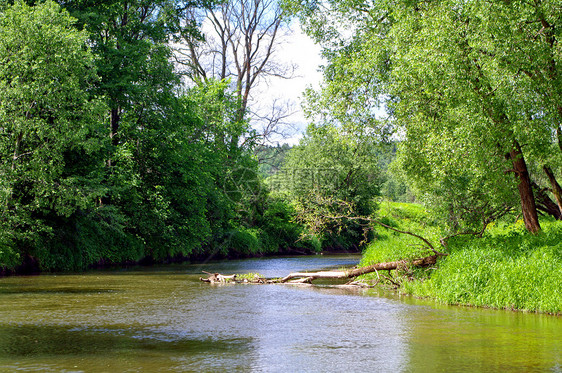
0, 255, 560, 372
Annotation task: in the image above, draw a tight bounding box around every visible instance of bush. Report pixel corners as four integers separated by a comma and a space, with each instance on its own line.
257, 198, 322, 254
0, 232, 21, 271
33, 208, 144, 271
227, 227, 261, 256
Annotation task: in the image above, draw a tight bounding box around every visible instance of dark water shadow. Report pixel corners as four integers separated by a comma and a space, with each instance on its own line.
0, 324, 253, 358
0, 287, 118, 295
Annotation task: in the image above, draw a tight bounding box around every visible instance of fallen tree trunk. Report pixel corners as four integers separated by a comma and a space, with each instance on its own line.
276, 254, 442, 283
199, 254, 446, 286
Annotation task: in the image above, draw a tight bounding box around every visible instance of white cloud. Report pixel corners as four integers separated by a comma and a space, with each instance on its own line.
252, 20, 325, 145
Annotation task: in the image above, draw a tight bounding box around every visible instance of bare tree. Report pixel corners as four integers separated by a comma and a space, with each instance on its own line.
175, 0, 296, 146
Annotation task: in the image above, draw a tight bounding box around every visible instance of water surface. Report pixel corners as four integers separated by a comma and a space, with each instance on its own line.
0, 255, 560, 372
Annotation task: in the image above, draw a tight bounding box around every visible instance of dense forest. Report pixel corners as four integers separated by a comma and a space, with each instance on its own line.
2, 0, 562, 295
0, 0, 319, 272
0, 0, 400, 273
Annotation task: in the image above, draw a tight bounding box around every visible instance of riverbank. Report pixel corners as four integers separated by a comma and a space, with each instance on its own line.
359, 202, 562, 315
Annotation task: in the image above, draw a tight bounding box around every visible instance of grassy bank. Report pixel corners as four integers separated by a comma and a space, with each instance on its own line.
360, 201, 562, 315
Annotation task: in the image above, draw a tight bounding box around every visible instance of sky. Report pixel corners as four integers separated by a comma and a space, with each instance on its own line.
253, 20, 325, 145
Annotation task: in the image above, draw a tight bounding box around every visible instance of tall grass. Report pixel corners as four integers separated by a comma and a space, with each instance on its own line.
360, 201, 442, 266
405, 222, 562, 314
362, 201, 562, 314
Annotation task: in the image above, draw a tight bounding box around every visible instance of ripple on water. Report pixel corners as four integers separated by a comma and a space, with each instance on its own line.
0, 255, 560, 372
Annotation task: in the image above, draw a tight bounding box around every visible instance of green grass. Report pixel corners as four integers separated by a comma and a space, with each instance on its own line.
360, 201, 443, 265
361, 201, 562, 314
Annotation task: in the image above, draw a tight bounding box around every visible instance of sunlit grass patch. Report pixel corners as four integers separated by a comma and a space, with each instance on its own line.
403, 220, 562, 314
361, 201, 442, 266
361, 202, 562, 314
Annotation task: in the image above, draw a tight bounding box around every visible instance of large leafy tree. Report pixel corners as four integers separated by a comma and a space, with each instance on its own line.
291, 0, 562, 234
389, 0, 562, 233
0, 0, 106, 267
49, 0, 217, 261
60, 0, 191, 146
388, 1, 542, 232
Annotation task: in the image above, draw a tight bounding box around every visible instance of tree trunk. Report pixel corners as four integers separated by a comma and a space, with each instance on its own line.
278, 255, 442, 283
509, 141, 541, 233
110, 107, 120, 146
533, 181, 562, 220
199, 254, 445, 286
543, 165, 562, 217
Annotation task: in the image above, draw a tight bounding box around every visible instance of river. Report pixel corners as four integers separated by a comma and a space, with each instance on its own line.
0, 255, 560, 372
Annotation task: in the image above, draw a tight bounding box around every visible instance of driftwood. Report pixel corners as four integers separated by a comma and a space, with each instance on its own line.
199, 271, 238, 284
275, 254, 441, 283
199, 254, 445, 287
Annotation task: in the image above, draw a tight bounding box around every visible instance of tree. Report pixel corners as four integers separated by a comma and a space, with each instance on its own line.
60, 0, 195, 146
291, 0, 562, 234
467, 0, 562, 218
0, 0, 106, 268
53, 0, 226, 261
280, 123, 382, 249
176, 0, 294, 146
387, 0, 562, 233
385, 1, 542, 232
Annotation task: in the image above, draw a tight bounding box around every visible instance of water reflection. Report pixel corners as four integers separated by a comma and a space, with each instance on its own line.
0, 325, 256, 372
403, 304, 562, 372
249, 285, 410, 372
0, 256, 560, 372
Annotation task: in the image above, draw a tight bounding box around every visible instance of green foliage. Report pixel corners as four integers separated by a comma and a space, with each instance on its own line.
360, 202, 442, 266
215, 196, 322, 257
35, 208, 144, 271
0, 0, 107, 266
0, 0, 343, 272
256, 143, 291, 177
0, 1, 297, 271
379, 147, 413, 203
291, 0, 562, 233
386, 0, 533, 232
280, 123, 382, 250
361, 202, 562, 313
236, 272, 265, 280
227, 227, 261, 256
0, 227, 20, 270
61, 0, 190, 113
405, 221, 562, 314
258, 198, 322, 253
